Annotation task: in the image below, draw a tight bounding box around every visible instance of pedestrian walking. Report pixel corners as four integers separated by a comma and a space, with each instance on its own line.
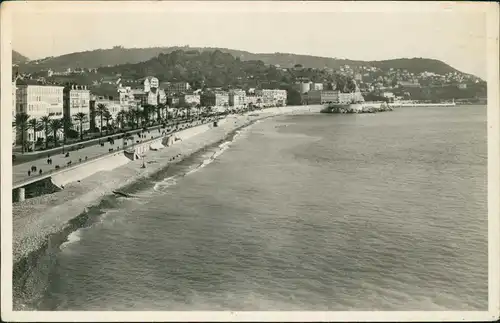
28, 170, 31, 176
39, 169, 42, 175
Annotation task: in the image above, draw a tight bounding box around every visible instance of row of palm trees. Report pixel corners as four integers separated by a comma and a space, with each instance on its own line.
14, 101, 261, 154
15, 113, 69, 153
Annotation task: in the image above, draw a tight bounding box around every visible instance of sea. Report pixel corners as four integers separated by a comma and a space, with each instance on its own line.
17, 105, 488, 311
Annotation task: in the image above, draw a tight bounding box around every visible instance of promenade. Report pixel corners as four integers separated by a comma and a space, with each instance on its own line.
12, 117, 216, 186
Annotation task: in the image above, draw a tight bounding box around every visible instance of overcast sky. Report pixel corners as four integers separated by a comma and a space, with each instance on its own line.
9, 1, 490, 78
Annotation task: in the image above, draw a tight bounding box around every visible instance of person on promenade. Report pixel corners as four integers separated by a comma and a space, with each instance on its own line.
27, 170, 31, 176
39, 169, 42, 175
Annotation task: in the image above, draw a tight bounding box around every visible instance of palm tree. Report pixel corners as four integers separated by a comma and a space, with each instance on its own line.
128, 109, 139, 129
195, 104, 203, 117
148, 104, 157, 124
140, 105, 147, 126
40, 116, 51, 149
157, 103, 166, 122
205, 106, 213, 117
125, 110, 136, 129
62, 116, 73, 145
96, 103, 108, 137
103, 110, 113, 135
73, 112, 87, 140
15, 113, 30, 153
28, 118, 41, 151
116, 110, 127, 130
49, 118, 63, 147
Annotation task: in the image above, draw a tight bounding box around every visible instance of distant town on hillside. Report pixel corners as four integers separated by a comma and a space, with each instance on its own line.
12, 46, 487, 106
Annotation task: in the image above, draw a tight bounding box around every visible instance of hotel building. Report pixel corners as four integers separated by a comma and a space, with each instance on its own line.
255, 89, 287, 107
89, 95, 123, 130
163, 82, 191, 95
201, 91, 229, 109
63, 84, 91, 132
179, 94, 201, 106
16, 83, 64, 142
229, 90, 246, 108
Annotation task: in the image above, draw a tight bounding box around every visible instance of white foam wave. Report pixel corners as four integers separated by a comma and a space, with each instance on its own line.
153, 176, 178, 191
219, 141, 231, 148
155, 124, 251, 188
60, 230, 82, 250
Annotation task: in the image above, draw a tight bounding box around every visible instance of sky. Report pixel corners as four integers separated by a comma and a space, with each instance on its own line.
8, 1, 491, 78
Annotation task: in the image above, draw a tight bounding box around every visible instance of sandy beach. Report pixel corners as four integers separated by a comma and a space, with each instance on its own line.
12, 106, 319, 264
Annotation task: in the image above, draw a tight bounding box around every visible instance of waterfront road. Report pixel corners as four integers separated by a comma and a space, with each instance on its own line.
12, 118, 215, 185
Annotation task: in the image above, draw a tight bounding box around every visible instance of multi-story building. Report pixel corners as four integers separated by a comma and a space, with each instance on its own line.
129, 77, 167, 110
304, 90, 365, 105
255, 89, 287, 107
143, 76, 159, 92
63, 84, 91, 132
89, 95, 123, 130
304, 90, 340, 104
179, 94, 201, 106
158, 88, 167, 105
229, 90, 246, 108
117, 85, 135, 111
338, 91, 365, 104
311, 83, 324, 91
201, 91, 229, 109
131, 89, 156, 106
245, 95, 264, 107
163, 82, 191, 95
295, 82, 311, 94
16, 82, 64, 142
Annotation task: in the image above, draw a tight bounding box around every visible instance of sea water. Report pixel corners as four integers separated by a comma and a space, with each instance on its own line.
23, 106, 488, 310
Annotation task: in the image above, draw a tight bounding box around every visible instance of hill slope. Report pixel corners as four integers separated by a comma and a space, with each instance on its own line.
12, 50, 29, 64
98, 49, 308, 90
16, 46, 463, 76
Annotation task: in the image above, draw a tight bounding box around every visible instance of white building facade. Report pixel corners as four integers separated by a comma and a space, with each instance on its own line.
229, 90, 246, 109
16, 84, 64, 142
63, 85, 91, 132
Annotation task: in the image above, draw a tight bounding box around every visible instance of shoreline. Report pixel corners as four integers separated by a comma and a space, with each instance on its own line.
12, 105, 320, 310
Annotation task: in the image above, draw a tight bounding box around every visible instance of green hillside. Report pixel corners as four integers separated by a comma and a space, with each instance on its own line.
16, 46, 465, 77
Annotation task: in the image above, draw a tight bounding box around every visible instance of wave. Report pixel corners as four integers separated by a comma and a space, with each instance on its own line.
59, 230, 82, 250
154, 124, 253, 189
153, 175, 179, 192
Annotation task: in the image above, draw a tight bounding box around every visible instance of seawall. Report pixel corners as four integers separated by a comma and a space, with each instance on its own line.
49, 119, 225, 187
51, 153, 131, 188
